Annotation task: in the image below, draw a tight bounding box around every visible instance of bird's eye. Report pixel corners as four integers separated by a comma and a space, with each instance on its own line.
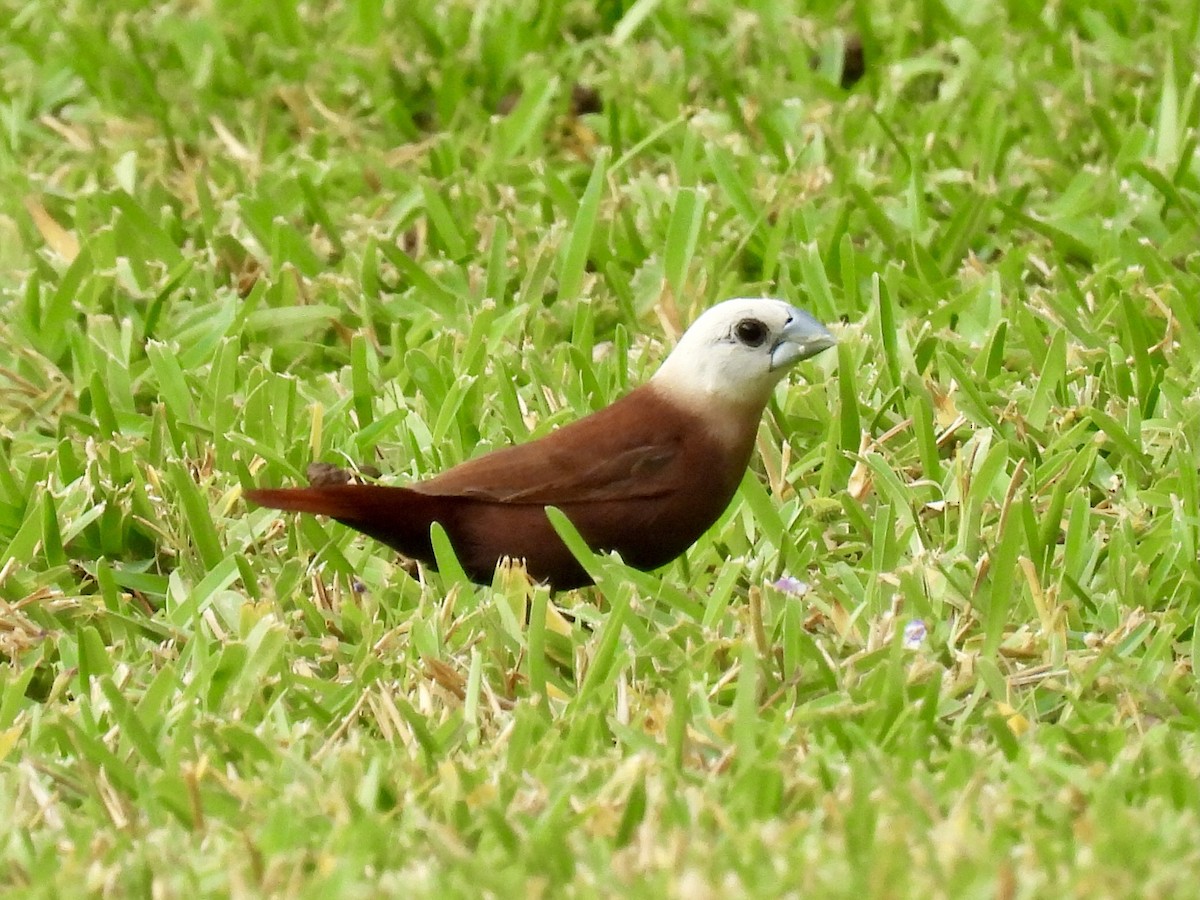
734, 319, 768, 347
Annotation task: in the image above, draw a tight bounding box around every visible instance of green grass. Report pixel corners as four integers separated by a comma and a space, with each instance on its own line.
3, 0, 1200, 895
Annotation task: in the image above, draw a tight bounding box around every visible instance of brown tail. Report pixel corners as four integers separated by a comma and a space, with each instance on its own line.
245, 484, 453, 564
245, 485, 403, 519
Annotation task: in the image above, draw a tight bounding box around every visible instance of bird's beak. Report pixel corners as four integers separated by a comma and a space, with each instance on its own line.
770, 309, 838, 371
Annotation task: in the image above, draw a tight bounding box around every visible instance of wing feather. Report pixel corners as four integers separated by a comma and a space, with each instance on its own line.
413, 387, 689, 504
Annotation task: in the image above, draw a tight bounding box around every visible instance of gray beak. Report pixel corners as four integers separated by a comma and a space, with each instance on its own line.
770, 308, 838, 371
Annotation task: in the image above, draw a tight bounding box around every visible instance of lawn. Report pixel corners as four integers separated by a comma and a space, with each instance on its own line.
3, 0, 1200, 896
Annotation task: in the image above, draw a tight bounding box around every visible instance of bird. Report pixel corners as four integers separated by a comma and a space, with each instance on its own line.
245, 298, 836, 590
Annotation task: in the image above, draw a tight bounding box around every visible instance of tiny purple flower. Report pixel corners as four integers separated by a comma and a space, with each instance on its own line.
772, 576, 809, 596
353, 580, 368, 594
902, 619, 927, 650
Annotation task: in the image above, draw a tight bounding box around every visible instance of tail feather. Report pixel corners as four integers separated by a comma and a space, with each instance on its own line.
245, 485, 390, 518
245, 484, 450, 563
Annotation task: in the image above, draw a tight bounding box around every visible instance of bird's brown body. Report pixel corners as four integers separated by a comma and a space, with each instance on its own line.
246, 299, 836, 590
247, 384, 755, 589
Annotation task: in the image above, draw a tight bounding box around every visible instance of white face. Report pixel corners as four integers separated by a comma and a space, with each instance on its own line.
651, 298, 836, 411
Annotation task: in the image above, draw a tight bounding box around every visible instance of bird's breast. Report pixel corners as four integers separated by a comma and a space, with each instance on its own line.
562, 426, 750, 571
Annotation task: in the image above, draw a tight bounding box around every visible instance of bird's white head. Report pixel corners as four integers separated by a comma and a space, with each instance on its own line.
651, 298, 836, 413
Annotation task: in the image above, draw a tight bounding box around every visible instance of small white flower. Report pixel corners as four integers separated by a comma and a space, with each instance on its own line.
902, 619, 927, 649
771, 576, 809, 595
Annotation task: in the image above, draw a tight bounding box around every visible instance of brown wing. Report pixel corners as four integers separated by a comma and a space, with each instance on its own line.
413, 385, 693, 504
